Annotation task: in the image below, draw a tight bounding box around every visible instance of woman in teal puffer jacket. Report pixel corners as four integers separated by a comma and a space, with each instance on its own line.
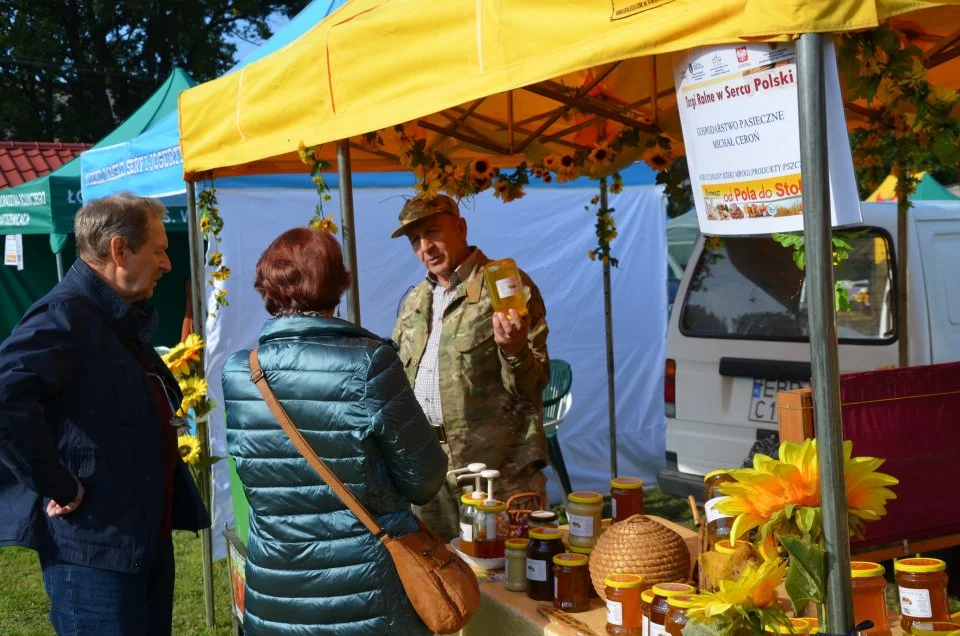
222, 228, 448, 635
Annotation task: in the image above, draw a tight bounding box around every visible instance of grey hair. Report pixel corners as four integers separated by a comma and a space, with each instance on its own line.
75, 193, 167, 263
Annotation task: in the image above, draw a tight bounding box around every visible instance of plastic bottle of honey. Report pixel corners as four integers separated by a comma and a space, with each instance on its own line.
483, 258, 528, 317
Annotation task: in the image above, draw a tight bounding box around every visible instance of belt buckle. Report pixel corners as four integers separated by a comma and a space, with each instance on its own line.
430, 423, 447, 444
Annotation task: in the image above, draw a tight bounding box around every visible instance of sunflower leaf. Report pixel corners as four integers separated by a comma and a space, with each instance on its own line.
780, 535, 825, 614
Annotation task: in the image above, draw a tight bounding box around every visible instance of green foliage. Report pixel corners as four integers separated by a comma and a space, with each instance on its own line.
0, 0, 309, 142
781, 535, 826, 616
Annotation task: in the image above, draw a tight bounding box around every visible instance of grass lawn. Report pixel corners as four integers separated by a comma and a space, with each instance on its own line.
0, 532, 236, 636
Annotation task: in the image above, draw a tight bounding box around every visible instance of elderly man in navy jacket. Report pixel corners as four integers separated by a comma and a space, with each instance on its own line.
0, 194, 209, 636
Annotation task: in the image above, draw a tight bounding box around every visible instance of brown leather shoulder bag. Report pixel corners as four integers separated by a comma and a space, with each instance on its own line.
248, 348, 480, 634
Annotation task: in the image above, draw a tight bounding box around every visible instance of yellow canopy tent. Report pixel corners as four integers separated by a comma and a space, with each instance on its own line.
179, 0, 960, 180
866, 170, 960, 200
178, 3, 960, 630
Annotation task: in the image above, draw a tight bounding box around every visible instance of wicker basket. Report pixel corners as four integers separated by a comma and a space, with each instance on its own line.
587, 514, 691, 600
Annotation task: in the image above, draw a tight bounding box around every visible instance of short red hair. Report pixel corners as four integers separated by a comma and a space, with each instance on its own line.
254, 228, 351, 315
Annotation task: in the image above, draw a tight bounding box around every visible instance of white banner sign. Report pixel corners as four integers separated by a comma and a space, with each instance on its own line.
674, 40, 861, 235
4, 234, 24, 270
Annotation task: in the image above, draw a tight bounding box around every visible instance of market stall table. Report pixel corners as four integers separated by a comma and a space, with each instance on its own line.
462, 516, 697, 636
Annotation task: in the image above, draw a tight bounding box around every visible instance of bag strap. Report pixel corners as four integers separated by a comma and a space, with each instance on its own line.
248, 347, 388, 542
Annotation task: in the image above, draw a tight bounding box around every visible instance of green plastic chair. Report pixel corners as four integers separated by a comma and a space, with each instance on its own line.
542, 359, 574, 496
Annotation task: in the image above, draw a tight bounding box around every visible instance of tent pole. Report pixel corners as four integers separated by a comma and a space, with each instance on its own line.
186, 180, 216, 629
338, 141, 361, 326
600, 177, 618, 479
796, 34, 853, 634
55, 251, 64, 282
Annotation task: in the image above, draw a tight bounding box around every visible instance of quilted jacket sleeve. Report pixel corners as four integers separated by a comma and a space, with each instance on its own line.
365, 343, 447, 505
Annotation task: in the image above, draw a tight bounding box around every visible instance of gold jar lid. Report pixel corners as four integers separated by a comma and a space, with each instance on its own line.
604, 573, 643, 589
652, 582, 696, 597
610, 477, 645, 490
568, 491, 603, 504
850, 561, 884, 578
895, 557, 946, 573
553, 553, 588, 567
504, 538, 529, 550
529, 527, 564, 541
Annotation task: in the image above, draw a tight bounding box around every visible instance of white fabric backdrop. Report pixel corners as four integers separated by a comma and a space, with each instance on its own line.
204, 185, 667, 557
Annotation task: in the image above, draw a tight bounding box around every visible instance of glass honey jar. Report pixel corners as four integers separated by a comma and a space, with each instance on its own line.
850, 561, 891, 636
567, 491, 604, 549
567, 545, 599, 598
650, 583, 696, 636
895, 558, 951, 632
610, 477, 645, 522
458, 492, 485, 556
764, 618, 812, 633
504, 538, 529, 592
664, 594, 697, 636
483, 258, 528, 317
527, 527, 565, 601
641, 589, 656, 636
910, 622, 960, 635
553, 553, 591, 613
472, 500, 509, 559
605, 574, 644, 635
703, 470, 736, 549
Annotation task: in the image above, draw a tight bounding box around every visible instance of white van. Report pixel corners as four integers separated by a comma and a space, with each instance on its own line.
658, 201, 960, 499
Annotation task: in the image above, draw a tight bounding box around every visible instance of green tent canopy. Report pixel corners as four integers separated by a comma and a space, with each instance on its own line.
0, 68, 195, 250
866, 171, 960, 202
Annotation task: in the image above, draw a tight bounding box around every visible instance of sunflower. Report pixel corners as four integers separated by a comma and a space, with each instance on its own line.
178, 376, 209, 416
162, 334, 204, 377
470, 159, 495, 181
414, 165, 443, 200
586, 144, 614, 170
643, 147, 676, 172
310, 214, 339, 234
716, 438, 898, 541
494, 179, 510, 196
199, 216, 211, 232
542, 155, 560, 170
207, 251, 223, 268
177, 435, 202, 465
686, 558, 787, 620
297, 140, 309, 164
609, 179, 623, 194
211, 267, 232, 282
704, 236, 725, 252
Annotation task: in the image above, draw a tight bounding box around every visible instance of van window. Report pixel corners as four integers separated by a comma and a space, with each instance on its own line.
680, 231, 896, 342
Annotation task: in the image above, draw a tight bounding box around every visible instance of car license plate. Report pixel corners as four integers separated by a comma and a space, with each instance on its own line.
748, 378, 810, 424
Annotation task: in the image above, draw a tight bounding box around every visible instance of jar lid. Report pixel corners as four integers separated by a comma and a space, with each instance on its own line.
567, 545, 593, 555
911, 623, 960, 634
667, 594, 698, 609
553, 553, 589, 567
505, 538, 529, 549
764, 618, 811, 633
850, 561, 884, 578
604, 573, 643, 589
714, 540, 737, 555
610, 476, 645, 490
568, 490, 603, 504
529, 527, 564, 541
704, 469, 732, 482
460, 493, 485, 506
652, 582, 696, 597
641, 589, 656, 603
529, 510, 558, 521
477, 500, 506, 513
894, 557, 947, 573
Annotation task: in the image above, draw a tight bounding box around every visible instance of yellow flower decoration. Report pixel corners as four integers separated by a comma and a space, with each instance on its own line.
211, 267, 232, 282
687, 559, 787, 620
609, 179, 623, 194
297, 140, 308, 164
716, 438, 898, 541
642, 146, 676, 172
470, 158, 495, 181
542, 155, 560, 170
177, 435, 202, 465
177, 376, 209, 416
309, 215, 339, 234
414, 165, 443, 201
199, 216, 211, 232
161, 333, 204, 377
704, 236, 725, 252
208, 252, 223, 268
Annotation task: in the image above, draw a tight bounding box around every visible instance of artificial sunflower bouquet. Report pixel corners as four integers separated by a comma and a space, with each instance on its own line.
682, 438, 898, 635
161, 334, 223, 483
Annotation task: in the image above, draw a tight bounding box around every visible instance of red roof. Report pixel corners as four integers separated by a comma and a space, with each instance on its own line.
0, 141, 92, 189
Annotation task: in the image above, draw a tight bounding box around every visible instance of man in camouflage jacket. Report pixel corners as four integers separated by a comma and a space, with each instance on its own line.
391, 195, 550, 540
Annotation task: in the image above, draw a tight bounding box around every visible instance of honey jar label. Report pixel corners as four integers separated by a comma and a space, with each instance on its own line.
899, 586, 933, 618
460, 522, 473, 543
705, 496, 731, 523
527, 558, 548, 582
495, 276, 522, 299
649, 623, 667, 636
606, 599, 623, 626
568, 513, 595, 537
643, 616, 650, 634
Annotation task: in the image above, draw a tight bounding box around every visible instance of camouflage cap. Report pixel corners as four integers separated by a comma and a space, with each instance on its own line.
390, 195, 461, 238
